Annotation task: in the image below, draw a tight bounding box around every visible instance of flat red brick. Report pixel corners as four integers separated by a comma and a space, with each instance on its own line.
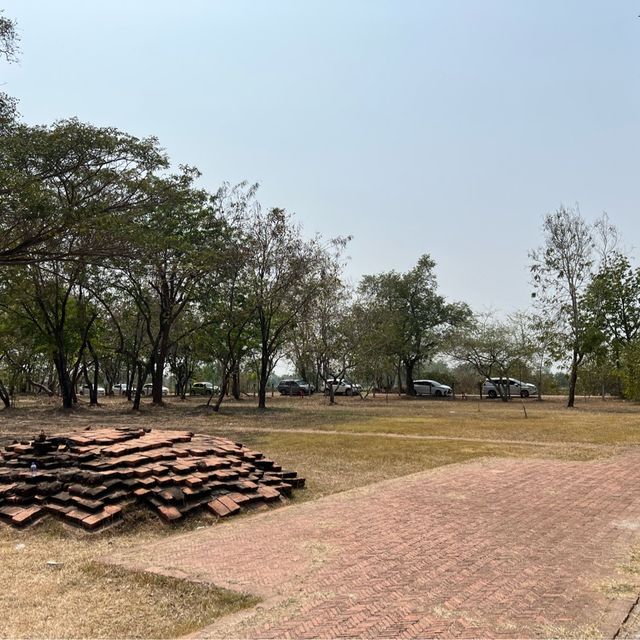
206, 499, 231, 518
157, 505, 182, 522
212, 469, 239, 481
225, 492, 252, 506
65, 508, 92, 525
44, 502, 73, 515
11, 506, 42, 526
185, 476, 203, 489
257, 486, 281, 501
70, 496, 104, 513
237, 480, 259, 491
81, 510, 114, 530
217, 495, 241, 514
133, 466, 153, 478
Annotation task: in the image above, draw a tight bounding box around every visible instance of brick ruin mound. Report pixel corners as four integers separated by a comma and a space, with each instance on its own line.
0, 427, 305, 530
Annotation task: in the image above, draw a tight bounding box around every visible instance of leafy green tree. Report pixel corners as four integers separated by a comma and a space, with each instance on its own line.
620, 340, 640, 401
358, 255, 470, 396
584, 251, 640, 396
289, 280, 359, 404
0, 119, 167, 269
0, 264, 98, 408
0, 120, 170, 408
245, 206, 343, 409
113, 170, 227, 407
449, 313, 526, 401
197, 183, 260, 410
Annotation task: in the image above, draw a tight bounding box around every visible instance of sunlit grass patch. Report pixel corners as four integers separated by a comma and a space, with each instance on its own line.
220, 429, 601, 501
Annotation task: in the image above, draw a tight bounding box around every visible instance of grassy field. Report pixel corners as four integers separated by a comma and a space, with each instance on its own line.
0, 393, 638, 638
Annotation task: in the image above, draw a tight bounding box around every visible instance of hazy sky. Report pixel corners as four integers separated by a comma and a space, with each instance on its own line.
3, 1, 639, 314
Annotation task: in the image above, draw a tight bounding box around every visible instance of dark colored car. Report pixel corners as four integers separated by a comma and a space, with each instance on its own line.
277, 379, 315, 396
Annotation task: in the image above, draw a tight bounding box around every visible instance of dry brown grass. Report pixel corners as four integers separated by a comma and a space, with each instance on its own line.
0, 517, 257, 639
1, 392, 639, 637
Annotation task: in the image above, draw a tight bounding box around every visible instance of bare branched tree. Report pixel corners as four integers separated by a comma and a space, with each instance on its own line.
530, 205, 595, 408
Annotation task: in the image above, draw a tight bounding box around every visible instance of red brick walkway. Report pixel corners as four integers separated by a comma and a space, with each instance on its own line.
107, 454, 640, 638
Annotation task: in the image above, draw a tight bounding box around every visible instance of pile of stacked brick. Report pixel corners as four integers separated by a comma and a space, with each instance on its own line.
0, 427, 304, 530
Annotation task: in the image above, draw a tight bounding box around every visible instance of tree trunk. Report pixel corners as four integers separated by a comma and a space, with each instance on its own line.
258, 346, 269, 410
125, 366, 134, 401
328, 381, 336, 405
54, 350, 74, 410
0, 380, 10, 408
82, 363, 98, 407
132, 362, 146, 411
567, 349, 579, 408
88, 340, 100, 406
232, 368, 241, 401
151, 353, 166, 405
28, 380, 54, 396
212, 375, 228, 412
90, 362, 99, 406
496, 378, 510, 402
405, 360, 416, 396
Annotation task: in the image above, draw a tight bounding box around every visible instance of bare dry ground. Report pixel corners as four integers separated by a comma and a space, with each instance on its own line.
1, 393, 639, 638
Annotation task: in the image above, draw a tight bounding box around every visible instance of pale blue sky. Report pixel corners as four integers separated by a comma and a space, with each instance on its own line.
3, 1, 639, 313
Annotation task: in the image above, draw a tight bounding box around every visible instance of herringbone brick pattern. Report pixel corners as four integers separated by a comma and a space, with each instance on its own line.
107, 453, 640, 638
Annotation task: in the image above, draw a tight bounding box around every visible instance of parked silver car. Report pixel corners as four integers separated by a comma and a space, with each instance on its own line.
190, 381, 217, 396
483, 377, 538, 399
413, 379, 452, 397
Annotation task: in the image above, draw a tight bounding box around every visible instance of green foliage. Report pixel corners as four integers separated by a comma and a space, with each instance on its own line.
358, 254, 471, 393
620, 340, 640, 401
0, 119, 168, 266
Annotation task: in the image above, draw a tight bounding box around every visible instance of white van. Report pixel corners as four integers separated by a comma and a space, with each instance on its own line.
482, 377, 537, 399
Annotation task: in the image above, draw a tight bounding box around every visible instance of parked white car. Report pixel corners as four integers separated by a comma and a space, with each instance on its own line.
323, 378, 361, 396
483, 377, 538, 399
413, 379, 452, 397
112, 383, 130, 395
79, 384, 106, 396
142, 383, 169, 396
